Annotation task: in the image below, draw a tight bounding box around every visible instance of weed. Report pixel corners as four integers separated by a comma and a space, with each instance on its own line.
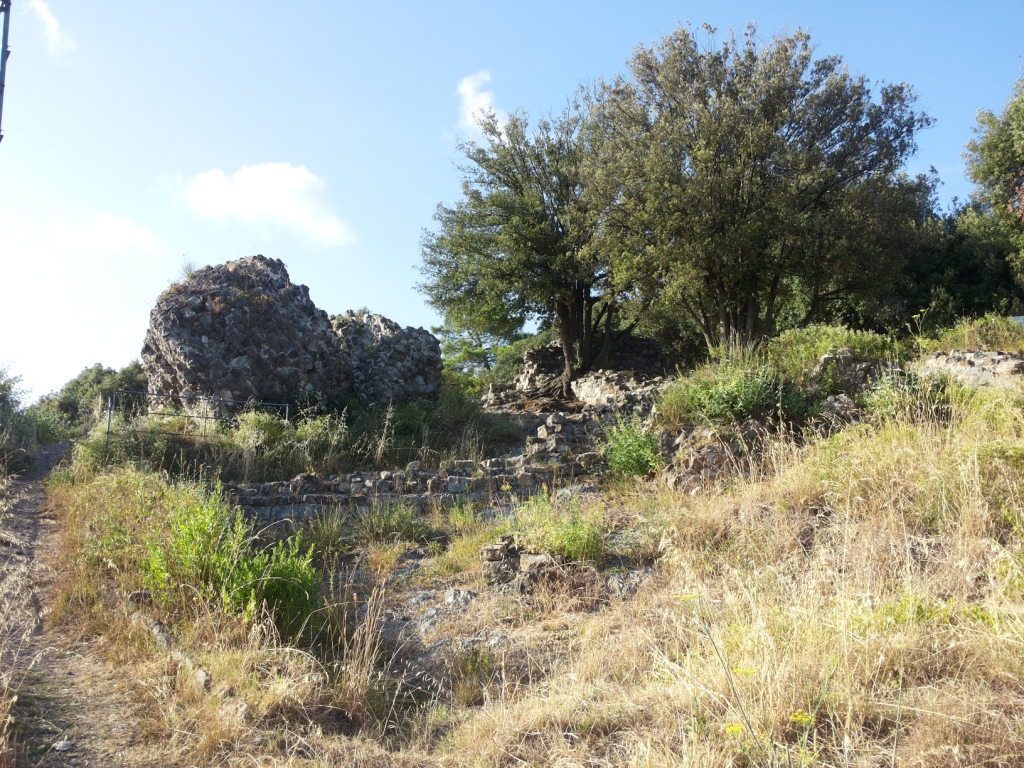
602, 417, 661, 476
349, 503, 431, 545
516, 496, 606, 564
139, 485, 318, 637
658, 359, 811, 428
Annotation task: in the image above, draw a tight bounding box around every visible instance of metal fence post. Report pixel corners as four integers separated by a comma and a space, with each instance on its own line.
284, 404, 289, 424
202, 398, 209, 437
103, 395, 113, 464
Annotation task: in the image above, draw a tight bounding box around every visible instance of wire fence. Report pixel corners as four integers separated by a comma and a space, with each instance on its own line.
103, 389, 290, 462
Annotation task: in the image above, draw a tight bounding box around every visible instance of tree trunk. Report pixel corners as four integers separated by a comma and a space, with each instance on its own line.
549, 300, 578, 399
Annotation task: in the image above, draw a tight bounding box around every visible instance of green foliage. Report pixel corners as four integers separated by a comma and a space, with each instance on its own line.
965, 74, 1024, 288
602, 418, 661, 476
0, 364, 70, 471
141, 485, 318, 637
860, 370, 954, 421
658, 359, 811, 428
236, 410, 295, 451
421, 106, 628, 390
37, 362, 148, 435
79, 381, 517, 482
306, 506, 347, 571
436, 324, 557, 397
516, 497, 606, 564
899, 205, 1023, 329
923, 314, 1024, 354
586, 25, 930, 351
348, 503, 431, 545
765, 325, 900, 385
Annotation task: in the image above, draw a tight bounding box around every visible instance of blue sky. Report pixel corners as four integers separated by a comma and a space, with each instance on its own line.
1, 0, 1022, 399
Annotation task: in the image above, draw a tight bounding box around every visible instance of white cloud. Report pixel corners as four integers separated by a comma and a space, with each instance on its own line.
29, 0, 76, 55
183, 162, 353, 247
457, 70, 506, 133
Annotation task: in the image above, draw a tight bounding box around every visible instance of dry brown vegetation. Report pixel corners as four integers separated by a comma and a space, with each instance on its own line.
0, 472, 19, 767
25, 376, 1024, 766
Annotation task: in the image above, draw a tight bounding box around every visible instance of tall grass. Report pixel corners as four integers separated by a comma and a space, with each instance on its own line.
0, 365, 68, 473
436, 379, 1024, 765
0, 473, 22, 767
922, 313, 1024, 353
76, 382, 517, 481
43, 464, 405, 763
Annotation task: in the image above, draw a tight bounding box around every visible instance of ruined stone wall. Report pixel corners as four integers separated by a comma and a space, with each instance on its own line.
142, 256, 444, 410
919, 350, 1024, 387
330, 311, 442, 403
142, 256, 352, 409
514, 336, 673, 394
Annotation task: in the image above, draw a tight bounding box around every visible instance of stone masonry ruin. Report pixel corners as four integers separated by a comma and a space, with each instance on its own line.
331, 311, 442, 403
141, 255, 441, 409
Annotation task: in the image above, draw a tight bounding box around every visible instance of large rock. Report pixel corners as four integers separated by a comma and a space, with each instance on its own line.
919, 350, 1024, 387
514, 335, 673, 394
142, 255, 352, 408
330, 311, 442, 403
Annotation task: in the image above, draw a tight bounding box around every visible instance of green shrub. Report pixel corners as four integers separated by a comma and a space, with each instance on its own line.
78, 380, 518, 482
861, 370, 954, 421
602, 418, 661, 476
236, 411, 294, 451
0, 365, 71, 471
923, 314, 1024, 354
35, 361, 148, 436
348, 503, 432, 545
516, 497, 606, 564
142, 485, 319, 637
658, 360, 810, 428
765, 325, 900, 385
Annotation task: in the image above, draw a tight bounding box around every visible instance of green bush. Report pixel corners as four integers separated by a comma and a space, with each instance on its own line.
36, 361, 148, 435
602, 418, 661, 476
348, 503, 432, 545
516, 497, 606, 564
658, 360, 811, 428
0, 364, 71, 471
765, 325, 900, 385
861, 370, 954, 421
142, 485, 319, 637
236, 411, 295, 451
77, 380, 518, 482
923, 314, 1024, 354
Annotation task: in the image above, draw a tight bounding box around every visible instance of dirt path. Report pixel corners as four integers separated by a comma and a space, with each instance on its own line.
1, 446, 160, 768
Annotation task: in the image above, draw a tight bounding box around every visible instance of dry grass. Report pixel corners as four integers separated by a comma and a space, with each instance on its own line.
42, 465, 415, 766
0, 473, 27, 767
434, 383, 1024, 766
38, 378, 1024, 765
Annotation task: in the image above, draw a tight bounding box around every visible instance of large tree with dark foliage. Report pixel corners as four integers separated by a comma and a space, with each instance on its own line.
585, 25, 932, 351
420, 109, 636, 396
965, 73, 1024, 288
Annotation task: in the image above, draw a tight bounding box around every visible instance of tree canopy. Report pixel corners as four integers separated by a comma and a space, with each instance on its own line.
586, 25, 932, 351
965, 73, 1024, 286
420, 109, 637, 395
421, 25, 1022, 389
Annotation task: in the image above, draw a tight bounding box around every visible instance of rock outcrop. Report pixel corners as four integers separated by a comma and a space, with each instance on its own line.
142, 256, 352, 409
919, 350, 1024, 387
142, 257, 445, 410
330, 311, 442, 403
513, 336, 672, 394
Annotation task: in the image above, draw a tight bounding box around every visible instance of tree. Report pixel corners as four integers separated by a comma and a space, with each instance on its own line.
965, 73, 1024, 286
431, 317, 529, 396
899, 202, 1022, 329
586, 25, 931, 351
420, 109, 634, 396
